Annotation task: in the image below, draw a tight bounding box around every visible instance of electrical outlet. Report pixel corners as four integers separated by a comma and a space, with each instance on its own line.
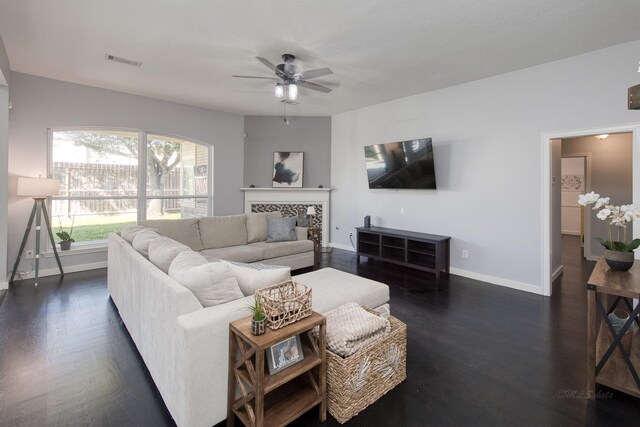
462, 249, 469, 259
25, 250, 35, 259
400, 207, 405, 214
349, 232, 353, 238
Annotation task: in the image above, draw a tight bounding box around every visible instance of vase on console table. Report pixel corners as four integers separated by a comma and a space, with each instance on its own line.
578, 191, 640, 272
603, 249, 634, 272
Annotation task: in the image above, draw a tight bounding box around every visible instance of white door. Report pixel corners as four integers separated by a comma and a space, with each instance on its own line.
561, 157, 585, 235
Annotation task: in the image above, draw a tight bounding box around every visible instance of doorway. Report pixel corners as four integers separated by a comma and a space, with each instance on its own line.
541, 125, 640, 296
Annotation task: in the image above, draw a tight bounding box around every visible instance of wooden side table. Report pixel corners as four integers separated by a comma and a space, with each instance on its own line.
587, 257, 640, 398
227, 312, 327, 427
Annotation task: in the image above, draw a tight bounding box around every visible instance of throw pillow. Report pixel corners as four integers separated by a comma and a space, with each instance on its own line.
246, 212, 282, 243
168, 251, 244, 307
266, 216, 297, 243
120, 224, 148, 243
148, 236, 191, 273
131, 229, 161, 257
224, 260, 291, 296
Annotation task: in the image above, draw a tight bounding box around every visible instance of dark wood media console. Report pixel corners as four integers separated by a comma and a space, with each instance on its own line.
356, 226, 450, 278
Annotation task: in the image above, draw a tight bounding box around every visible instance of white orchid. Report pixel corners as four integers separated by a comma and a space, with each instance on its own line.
596, 208, 611, 220
594, 197, 610, 209
578, 191, 600, 206
578, 192, 640, 252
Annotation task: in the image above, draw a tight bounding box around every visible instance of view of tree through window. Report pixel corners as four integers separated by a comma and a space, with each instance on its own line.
50, 130, 211, 244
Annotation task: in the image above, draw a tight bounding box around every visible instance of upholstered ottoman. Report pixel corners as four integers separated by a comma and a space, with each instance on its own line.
294, 268, 390, 314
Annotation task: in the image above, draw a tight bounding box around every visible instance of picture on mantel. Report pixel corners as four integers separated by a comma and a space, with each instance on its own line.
272, 152, 303, 188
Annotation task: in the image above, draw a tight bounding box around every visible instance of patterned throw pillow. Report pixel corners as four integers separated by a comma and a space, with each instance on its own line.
266, 216, 297, 243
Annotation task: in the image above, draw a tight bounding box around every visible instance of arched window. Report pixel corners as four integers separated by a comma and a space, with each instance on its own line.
49, 128, 213, 245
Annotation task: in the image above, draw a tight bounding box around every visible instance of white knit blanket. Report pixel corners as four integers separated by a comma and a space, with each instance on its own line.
322, 302, 391, 358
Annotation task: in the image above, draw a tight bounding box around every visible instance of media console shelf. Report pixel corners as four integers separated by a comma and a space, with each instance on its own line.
356, 226, 450, 278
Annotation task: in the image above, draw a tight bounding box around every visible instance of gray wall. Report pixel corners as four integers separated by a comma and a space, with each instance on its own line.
331, 40, 640, 295
0, 33, 9, 288
562, 133, 633, 259
7, 72, 244, 276
0, 33, 8, 86
244, 116, 331, 188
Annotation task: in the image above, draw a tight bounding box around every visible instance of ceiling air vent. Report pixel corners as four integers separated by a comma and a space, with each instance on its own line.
105, 54, 142, 67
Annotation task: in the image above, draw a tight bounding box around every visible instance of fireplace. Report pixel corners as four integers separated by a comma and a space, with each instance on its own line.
241, 188, 331, 248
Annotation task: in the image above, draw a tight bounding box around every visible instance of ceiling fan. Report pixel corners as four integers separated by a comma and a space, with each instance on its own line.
233, 54, 334, 102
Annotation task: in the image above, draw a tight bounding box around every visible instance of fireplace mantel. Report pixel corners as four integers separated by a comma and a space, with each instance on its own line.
241, 188, 331, 247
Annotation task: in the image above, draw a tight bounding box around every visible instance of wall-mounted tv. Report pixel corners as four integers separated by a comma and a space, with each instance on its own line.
364, 138, 436, 189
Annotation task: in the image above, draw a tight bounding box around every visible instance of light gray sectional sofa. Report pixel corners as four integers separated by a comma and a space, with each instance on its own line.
140, 211, 315, 270
107, 212, 390, 427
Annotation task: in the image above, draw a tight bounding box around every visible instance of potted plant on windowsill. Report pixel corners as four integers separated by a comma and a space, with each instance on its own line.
56, 215, 75, 251
578, 191, 640, 271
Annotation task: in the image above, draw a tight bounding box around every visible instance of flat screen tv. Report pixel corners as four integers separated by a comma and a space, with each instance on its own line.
364, 138, 436, 189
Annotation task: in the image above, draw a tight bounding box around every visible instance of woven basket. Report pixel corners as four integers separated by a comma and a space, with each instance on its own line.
326, 308, 407, 424
255, 280, 312, 330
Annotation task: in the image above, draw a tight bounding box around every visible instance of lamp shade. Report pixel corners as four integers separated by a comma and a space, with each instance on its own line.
306, 206, 316, 216
17, 177, 60, 197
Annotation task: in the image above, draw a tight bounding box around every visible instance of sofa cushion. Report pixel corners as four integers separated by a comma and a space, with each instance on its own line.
139, 218, 203, 251
294, 268, 390, 313
131, 229, 161, 257
199, 215, 248, 249
120, 224, 149, 243
168, 251, 244, 307
223, 261, 291, 296
199, 245, 265, 263
246, 212, 282, 243
266, 216, 297, 242
249, 240, 314, 259
148, 236, 191, 273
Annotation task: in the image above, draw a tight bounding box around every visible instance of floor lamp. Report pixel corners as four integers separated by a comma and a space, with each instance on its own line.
10, 177, 64, 285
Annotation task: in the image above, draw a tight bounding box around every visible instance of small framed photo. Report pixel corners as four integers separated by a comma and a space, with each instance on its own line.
273, 151, 304, 188
266, 335, 304, 375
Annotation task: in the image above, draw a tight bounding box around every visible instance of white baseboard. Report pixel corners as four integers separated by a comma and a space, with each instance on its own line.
586, 255, 599, 262
14, 261, 108, 280
329, 242, 355, 252
330, 242, 544, 295
552, 265, 564, 282
0, 281, 7, 290
449, 267, 543, 295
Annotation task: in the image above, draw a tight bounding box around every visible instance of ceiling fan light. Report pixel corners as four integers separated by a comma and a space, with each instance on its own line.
275, 83, 284, 98
287, 83, 298, 101
595, 134, 609, 140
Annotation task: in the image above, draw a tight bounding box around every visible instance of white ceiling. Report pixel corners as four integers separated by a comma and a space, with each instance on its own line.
1, 0, 640, 116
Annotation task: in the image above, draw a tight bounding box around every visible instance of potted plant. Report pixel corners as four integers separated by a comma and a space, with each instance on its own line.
578, 191, 640, 271
247, 296, 266, 335
56, 215, 75, 251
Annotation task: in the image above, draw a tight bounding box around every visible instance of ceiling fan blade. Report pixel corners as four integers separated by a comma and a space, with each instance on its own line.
232, 75, 277, 80
256, 56, 277, 72
299, 67, 333, 80
297, 80, 332, 93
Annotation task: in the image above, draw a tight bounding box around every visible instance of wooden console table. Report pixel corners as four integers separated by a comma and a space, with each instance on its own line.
587, 257, 640, 398
227, 312, 326, 426
356, 226, 450, 278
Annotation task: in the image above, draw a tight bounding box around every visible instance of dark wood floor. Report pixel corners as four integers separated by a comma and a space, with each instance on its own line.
1, 236, 640, 426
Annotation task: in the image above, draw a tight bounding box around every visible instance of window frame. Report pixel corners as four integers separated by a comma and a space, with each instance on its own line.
47, 127, 214, 248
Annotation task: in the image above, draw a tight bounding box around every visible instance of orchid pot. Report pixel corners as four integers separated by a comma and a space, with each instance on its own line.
578, 192, 640, 271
